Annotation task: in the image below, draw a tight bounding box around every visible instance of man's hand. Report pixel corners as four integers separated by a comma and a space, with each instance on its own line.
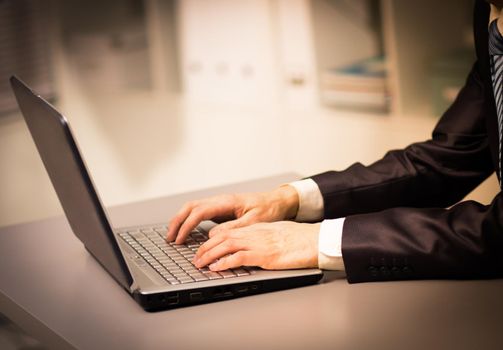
167, 185, 299, 244
194, 221, 320, 271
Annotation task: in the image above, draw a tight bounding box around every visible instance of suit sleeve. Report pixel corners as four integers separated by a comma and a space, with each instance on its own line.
310, 63, 494, 219
342, 195, 503, 282
309, 60, 503, 282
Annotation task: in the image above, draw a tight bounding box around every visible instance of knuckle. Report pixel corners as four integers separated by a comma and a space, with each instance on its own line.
178, 220, 189, 231
191, 204, 202, 212
209, 229, 222, 238
185, 217, 200, 228
224, 239, 236, 249
227, 230, 237, 238
181, 202, 193, 212
231, 230, 246, 239
207, 250, 219, 262
233, 251, 244, 263
217, 221, 230, 230
232, 251, 247, 265
190, 207, 205, 220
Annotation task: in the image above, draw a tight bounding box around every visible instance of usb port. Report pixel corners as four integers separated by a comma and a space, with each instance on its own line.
190, 292, 203, 302
167, 295, 179, 305
235, 286, 249, 293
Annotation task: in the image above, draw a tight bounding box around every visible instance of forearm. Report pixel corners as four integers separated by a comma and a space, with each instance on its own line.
310, 63, 492, 219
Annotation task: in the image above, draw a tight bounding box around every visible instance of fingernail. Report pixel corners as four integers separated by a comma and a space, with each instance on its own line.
209, 263, 218, 271
193, 258, 200, 266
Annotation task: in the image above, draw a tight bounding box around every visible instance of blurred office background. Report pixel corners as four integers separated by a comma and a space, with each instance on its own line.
0, 0, 498, 230
0, 0, 499, 347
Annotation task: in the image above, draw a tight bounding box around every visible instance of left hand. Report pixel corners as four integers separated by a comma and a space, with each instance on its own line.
194, 221, 320, 271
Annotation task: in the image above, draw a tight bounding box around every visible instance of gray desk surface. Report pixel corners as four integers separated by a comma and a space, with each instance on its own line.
1, 173, 503, 350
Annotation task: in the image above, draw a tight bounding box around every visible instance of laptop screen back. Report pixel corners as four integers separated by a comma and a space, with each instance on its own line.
10, 76, 133, 289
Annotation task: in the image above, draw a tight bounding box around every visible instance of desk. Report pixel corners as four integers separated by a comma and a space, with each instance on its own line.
1, 173, 502, 350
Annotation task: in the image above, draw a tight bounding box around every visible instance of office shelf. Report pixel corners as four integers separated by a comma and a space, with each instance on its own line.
312, 0, 474, 117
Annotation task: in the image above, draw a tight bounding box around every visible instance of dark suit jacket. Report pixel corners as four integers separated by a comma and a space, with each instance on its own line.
310, 0, 503, 283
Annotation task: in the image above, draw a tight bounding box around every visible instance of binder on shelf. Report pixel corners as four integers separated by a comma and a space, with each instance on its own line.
320, 56, 390, 112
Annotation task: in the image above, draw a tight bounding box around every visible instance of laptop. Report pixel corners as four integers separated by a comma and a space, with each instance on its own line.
10, 76, 323, 311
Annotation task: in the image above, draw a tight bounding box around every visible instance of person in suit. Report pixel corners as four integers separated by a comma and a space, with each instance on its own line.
167, 0, 503, 283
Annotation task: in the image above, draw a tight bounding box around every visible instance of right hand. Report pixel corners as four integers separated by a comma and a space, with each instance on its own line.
166, 185, 299, 244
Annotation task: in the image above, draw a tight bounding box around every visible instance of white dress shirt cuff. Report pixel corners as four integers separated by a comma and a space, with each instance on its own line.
318, 218, 345, 271
288, 179, 324, 222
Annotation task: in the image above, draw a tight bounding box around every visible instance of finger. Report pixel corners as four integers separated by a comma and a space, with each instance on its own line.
175, 206, 223, 244
166, 203, 194, 242
209, 251, 256, 271
209, 212, 256, 238
194, 238, 244, 268
194, 231, 229, 261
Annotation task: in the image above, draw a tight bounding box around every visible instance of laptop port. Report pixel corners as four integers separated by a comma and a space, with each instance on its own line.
167, 294, 179, 305
212, 287, 224, 298
189, 292, 204, 302
235, 285, 249, 294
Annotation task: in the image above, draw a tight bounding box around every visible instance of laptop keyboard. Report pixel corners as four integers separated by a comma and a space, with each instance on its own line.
118, 226, 251, 285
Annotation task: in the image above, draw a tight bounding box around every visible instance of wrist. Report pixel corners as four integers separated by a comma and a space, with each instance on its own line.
274, 185, 299, 220
307, 222, 320, 268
